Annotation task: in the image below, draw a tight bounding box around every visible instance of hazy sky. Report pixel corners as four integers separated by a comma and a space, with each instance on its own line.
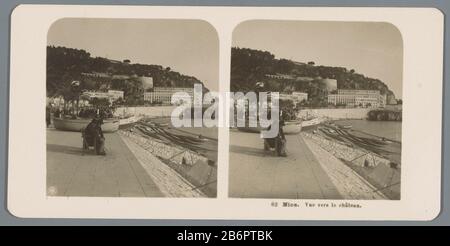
48, 18, 219, 91
233, 21, 403, 98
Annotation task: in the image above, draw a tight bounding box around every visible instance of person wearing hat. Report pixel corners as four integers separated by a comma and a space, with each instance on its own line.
254, 82, 287, 157
46, 103, 52, 128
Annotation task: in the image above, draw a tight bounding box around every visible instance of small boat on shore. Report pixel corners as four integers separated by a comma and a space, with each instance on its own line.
53, 117, 119, 133
283, 120, 302, 135
301, 117, 321, 130
340, 125, 353, 129
119, 115, 141, 126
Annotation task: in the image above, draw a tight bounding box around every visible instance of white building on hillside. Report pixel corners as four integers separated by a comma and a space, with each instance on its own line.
327, 89, 386, 108
144, 87, 194, 105
292, 92, 308, 102
81, 90, 124, 103
107, 90, 124, 101
279, 91, 308, 104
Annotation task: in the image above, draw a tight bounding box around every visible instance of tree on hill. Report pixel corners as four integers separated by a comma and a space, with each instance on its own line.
46, 46, 206, 105
230, 47, 396, 106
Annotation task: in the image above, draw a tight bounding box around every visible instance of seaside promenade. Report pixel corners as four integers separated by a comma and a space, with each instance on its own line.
47, 128, 164, 197
228, 129, 342, 199
228, 129, 388, 200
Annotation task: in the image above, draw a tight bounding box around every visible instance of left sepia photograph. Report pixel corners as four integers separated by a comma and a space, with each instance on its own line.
46, 18, 219, 198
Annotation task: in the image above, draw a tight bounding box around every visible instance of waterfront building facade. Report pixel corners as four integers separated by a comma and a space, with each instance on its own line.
265, 73, 296, 80
279, 91, 308, 104
81, 90, 124, 103
107, 90, 124, 101
144, 87, 194, 105
82, 91, 110, 100
292, 92, 308, 102
327, 89, 386, 108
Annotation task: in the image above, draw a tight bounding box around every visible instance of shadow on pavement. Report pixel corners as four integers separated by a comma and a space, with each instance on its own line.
47, 143, 95, 156
229, 145, 266, 157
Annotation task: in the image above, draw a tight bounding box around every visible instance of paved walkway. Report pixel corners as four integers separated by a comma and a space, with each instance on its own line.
303, 136, 386, 200
228, 130, 342, 199
47, 129, 163, 197
120, 133, 205, 198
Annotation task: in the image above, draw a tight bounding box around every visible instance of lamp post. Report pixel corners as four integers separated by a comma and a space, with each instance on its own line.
70, 80, 81, 115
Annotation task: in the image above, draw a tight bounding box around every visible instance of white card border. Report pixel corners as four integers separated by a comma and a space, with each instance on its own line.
7, 5, 444, 220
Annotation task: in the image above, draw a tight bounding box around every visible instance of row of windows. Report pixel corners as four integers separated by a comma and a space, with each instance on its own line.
337, 89, 380, 95
152, 87, 194, 94
144, 93, 193, 103
328, 94, 385, 106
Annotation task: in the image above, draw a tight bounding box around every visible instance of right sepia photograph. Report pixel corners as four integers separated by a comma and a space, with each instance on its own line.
229, 20, 402, 200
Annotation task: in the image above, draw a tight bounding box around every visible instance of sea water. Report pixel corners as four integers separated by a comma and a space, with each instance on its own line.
335, 119, 402, 142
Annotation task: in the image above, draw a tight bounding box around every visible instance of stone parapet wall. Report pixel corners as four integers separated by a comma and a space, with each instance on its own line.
299, 108, 371, 120
302, 137, 387, 200
115, 106, 176, 118
302, 132, 391, 168
120, 134, 205, 198
120, 129, 208, 166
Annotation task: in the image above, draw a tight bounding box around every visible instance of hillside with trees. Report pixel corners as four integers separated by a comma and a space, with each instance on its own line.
231, 47, 397, 107
47, 46, 205, 105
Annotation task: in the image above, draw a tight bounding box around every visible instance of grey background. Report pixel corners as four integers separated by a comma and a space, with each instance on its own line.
0, 0, 448, 225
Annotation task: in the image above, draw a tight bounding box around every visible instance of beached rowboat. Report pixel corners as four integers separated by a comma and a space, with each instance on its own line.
53, 117, 119, 133
283, 120, 302, 135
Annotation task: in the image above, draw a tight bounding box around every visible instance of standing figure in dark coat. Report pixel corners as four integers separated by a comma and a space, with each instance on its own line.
46, 105, 51, 128
254, 82, 287, 157
83, 117, 105, 155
